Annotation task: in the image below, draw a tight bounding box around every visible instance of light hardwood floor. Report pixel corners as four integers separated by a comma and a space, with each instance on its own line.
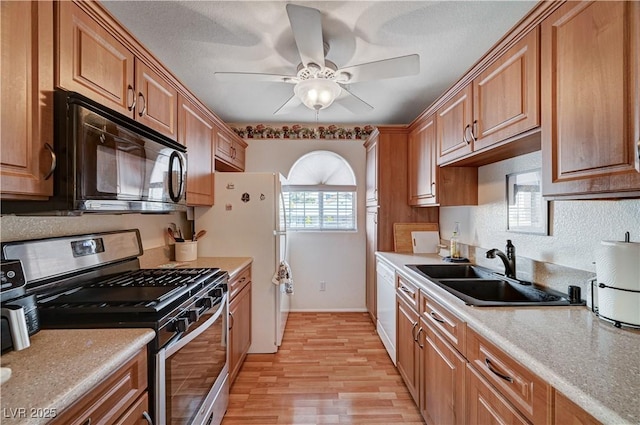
222, 312, 424, 424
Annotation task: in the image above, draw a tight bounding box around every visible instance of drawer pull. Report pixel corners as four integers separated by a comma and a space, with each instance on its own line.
82, 419, 91, 425
142, 411, 154, 425
411, 321, 419, 341
239, 277, 246, 283
485, 357, 514, 383
400, 285, 414, 295
429, 310, 446, 324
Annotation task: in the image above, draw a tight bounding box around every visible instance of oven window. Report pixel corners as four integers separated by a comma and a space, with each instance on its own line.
165, 308, 227, 425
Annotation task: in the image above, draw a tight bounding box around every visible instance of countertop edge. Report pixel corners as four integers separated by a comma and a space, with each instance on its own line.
376, 252, 636, 425
0, 328, 155, 425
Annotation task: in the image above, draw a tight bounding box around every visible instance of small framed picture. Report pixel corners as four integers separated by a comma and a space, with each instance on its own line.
506, 169, 548, 235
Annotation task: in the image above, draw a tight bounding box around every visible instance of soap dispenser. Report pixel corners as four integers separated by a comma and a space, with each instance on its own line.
451, 222, 461, 259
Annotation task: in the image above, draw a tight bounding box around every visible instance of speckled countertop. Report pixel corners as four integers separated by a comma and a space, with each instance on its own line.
147, 257, 252, 278
377, 252, 640, 425
0, 328, 154, 425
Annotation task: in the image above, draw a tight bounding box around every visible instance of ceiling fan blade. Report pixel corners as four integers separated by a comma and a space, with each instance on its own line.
215, 72, 297, 84
336, 87, 374, 114
273, 94, 302, 115
286, 4, 325, 68
338, 54, 420, 84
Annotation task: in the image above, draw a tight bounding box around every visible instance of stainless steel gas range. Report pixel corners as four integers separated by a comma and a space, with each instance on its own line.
1, 229, 229, 425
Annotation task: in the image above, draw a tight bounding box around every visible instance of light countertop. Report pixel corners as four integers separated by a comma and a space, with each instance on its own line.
0, 328, 154, 425
146, 256, 252, 278
376, 252, 640, 425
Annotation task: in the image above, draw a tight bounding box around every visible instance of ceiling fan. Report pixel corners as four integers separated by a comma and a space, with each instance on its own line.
214, 4, 420, 115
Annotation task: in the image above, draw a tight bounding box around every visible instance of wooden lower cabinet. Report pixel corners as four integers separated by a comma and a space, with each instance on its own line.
228, 265, 252, 385
394, 282, 567, 425
554, 391, 600, 425
421, 319, 466, 425
51, 348, 150, 425
114, 392, 151, 425
467, 364, 530, 425
396, 295, 420, 404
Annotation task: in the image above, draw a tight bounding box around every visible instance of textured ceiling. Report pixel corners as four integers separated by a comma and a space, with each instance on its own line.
102, 1, 537, 125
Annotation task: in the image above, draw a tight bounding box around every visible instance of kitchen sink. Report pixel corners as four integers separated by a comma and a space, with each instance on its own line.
406, 264, 574, 307
407, 264, 491, 279
434, 279, 570, 306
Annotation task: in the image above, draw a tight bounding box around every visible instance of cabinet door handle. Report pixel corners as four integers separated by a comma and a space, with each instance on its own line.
229, 312, 234, 330
463, 125, 471, 144
411, 321, 419, 341
471, 119, 478, 141
142, 411, 154, 425
485, 357, 514, 383
43, 143, 56, 180
82, 419, 91, 425
416, 327, 424, 348
138, 92, 147, 117
127, 85, 136, 111
429, 310, 446, 324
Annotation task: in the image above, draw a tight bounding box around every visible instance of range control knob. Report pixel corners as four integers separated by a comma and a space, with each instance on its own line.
171, 317, 189, 333
197, 296, 214, 309
186, 308, 200, 323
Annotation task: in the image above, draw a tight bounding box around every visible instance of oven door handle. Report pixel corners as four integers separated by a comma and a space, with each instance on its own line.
164, 293, 227, 357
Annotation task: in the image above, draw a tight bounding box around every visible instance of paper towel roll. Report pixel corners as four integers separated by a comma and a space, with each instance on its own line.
595, 241, 640, 291
595, 240, 640, 326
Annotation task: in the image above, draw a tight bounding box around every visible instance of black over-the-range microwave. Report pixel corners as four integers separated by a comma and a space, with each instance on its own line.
2, 90, 187, 215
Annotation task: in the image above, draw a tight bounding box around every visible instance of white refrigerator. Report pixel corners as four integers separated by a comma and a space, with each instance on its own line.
194, 172, 291, 353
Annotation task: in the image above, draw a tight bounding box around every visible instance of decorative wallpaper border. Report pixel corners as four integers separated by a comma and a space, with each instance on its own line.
231, 124, 376, 140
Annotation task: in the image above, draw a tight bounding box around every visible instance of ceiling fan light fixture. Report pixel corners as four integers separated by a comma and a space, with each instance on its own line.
294, 78, 341, 111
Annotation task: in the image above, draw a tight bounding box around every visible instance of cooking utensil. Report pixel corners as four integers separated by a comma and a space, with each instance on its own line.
193, 230, 207, 241
167, 227, 184, 242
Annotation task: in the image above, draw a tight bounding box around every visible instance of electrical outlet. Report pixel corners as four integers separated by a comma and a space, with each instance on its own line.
320, 281, 326, 291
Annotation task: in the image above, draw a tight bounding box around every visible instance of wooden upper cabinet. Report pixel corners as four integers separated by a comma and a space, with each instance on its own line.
1, 1, 55, 199
408, 116, 437, 206
365, 132, 379, 206
57, 1, 135, 115
135, 60, 178, 139
215, 128, 246, 172
57, 1, 178, 140
437, 84, 474, 164
541, 1, 640, 199
473, 28, 539, 151
437, 28, 540, 166
179, 95, 214, 206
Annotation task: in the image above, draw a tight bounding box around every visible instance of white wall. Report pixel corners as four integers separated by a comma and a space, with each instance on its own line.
0, 212, 189, 250
245, 138, 366, 312
440, 151, 640, 274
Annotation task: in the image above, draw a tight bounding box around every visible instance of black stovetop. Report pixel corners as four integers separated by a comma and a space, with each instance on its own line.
38, 268, 224, 314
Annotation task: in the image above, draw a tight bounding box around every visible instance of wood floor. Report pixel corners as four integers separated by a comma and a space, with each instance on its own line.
222, 312, 424, 425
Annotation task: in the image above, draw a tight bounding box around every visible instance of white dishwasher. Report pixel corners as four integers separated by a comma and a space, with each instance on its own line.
376, 260, 396, 365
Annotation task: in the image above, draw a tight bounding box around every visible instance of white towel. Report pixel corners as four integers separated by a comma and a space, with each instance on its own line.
272, 261, 294, 294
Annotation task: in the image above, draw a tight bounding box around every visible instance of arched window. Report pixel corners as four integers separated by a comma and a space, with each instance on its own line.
284, 151, 357, 231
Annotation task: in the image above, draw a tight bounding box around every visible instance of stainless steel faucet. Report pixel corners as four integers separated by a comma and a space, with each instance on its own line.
486, 240, 516, 279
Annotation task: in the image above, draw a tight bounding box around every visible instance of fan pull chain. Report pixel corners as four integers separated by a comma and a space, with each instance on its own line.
315, 109, 319, 124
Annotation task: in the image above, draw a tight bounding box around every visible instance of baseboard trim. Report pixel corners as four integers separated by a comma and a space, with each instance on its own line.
289, 308, 368, 313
